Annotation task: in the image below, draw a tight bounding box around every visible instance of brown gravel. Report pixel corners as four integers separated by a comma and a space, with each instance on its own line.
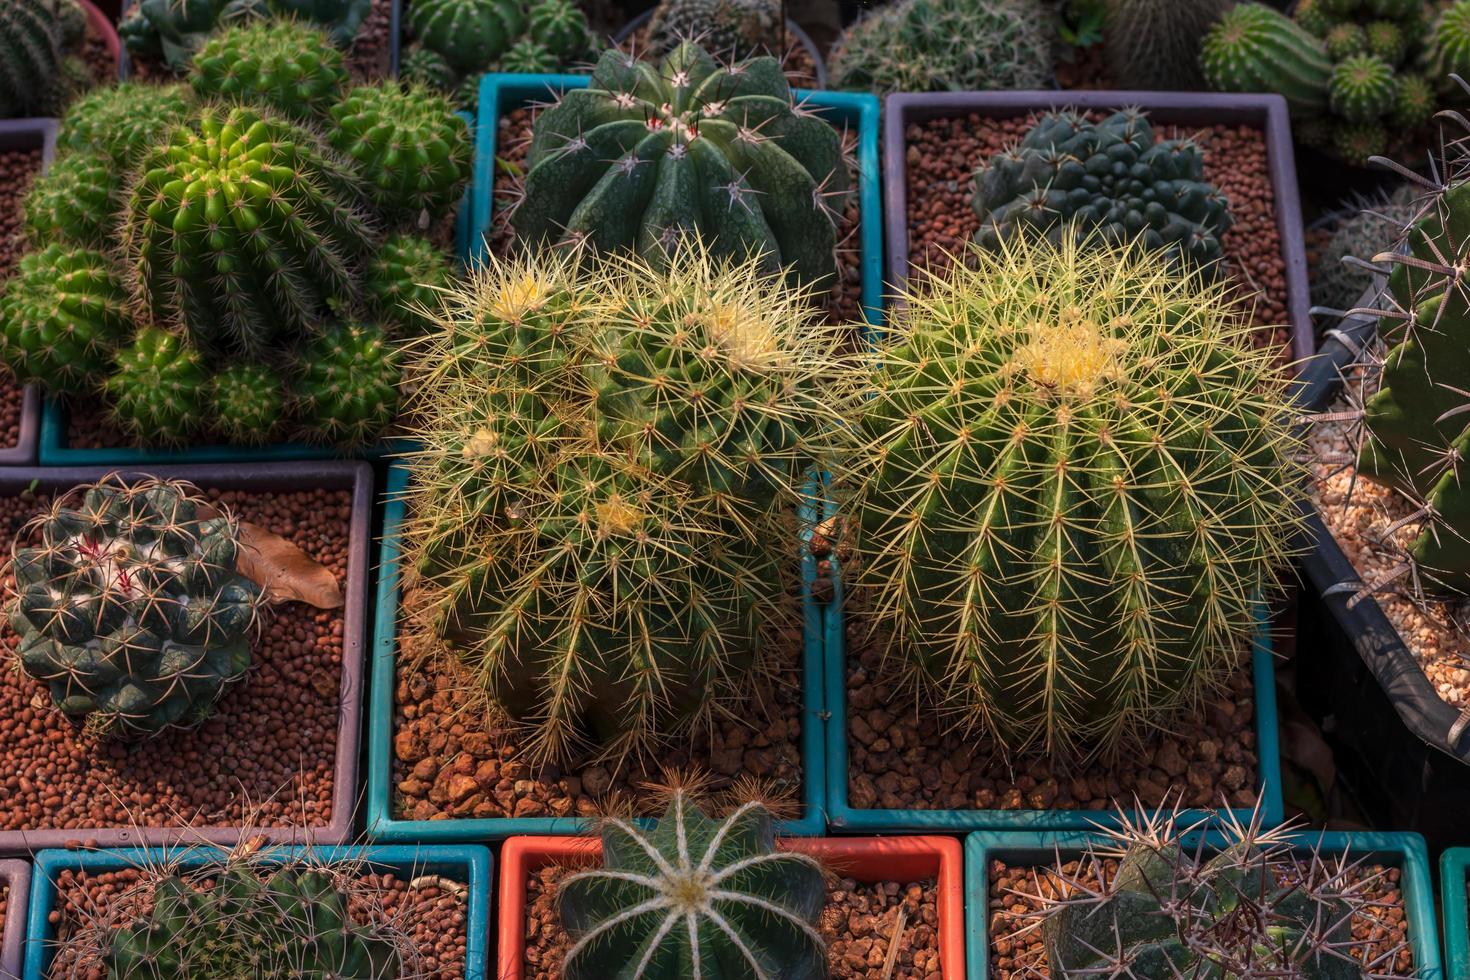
902, 114, 1293, 364
523, 862, 941, 979
44, 864, 468, 979
347, 0, 394, 81
622, 22, 822, 88
987, 856, 1413, 978
0, 487, 352, 833
0, 146, 46, 450
844, 623, 1260, 813
1309, 388, 1470, 708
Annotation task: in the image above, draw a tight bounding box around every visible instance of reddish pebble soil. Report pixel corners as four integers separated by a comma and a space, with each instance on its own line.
0, 146, 43, 451
987, 857, 1413, 978
902, 114, 1294, 365
0, 488, 352, 835
44, 866, 469, 979
523, 863, 942, 979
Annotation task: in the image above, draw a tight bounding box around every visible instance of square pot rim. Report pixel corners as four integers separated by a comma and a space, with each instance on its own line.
880, 89, 1314, 368
364, 463, 830, 841
469, 71, 885, 331
964, 828, 1442, 980
0, 461, 373, 856
1, 860, 30, 980
22, 843, 491, 980
1439, 847, 1470, 980
497, 833, 965, 980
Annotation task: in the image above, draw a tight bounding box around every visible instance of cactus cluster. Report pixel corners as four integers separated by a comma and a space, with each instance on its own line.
973, 109, 1233, 271
828, 0, 1051, 96
838, 234, 1305, 758
1101, 0, 1233, 91
3, 21, 470, 450
0, 0, 92, 118
645, 0, 783, 61
514, 42, 849, 290
4, 478, 261, 739
119, 0, 371, 70
558, 791, 827, 980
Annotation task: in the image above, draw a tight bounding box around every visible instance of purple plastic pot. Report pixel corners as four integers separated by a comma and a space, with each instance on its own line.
882, 90, 1316, 365
0, 120, 53, 467
0, 860, 27, 980
0, 462, 373, 856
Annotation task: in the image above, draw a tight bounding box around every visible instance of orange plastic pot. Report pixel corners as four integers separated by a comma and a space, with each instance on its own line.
497, 834, 966, 979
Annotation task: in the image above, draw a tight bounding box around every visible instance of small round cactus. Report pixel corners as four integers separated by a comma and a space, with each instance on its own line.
21, 151, 117, 248
496, 37, 558, 75
55, 83, 196, 169
1435, 0, 1470, 80
210, 363, 286, 445
406, 0, 527, 73
5, 477, 261, 738
1332, 118, 1388, 164
1325, 22, 1368, 59
189, 20, 349, 121
328, 81, 472, 219
365, 233, 454, 332
105, 326, 212, 446
399, 43, 458, 90
1391, 72, 1436, 129
0, 245, 133, 394
1294, 0, 1333, 36
292, 321, 401, 447
1364, 19, 1407, 64
1329, 53, 1397, 122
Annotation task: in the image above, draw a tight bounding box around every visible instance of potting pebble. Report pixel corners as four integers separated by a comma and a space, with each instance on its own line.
1309, 391, 1470, 707
0, 488, 351, 834
0, 146, 43, 451
902, 114, 1293, 364
347, 0, 394, 80
844, 619, 1260, 813
523, 863, 942, 978
987, 856, 1413, 978
44, 865, 468, 979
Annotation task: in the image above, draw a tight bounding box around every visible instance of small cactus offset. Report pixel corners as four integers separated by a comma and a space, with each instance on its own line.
190, 19, 348, 121
646, 0, 782, 61
399, 43, 459, 90
22, 152, 118, 249
364, 233, 455, 332
526, 0, 591, 61
1326, 21, 1368, 60
1200, 3, 1332, 119
559, 791, 827, 980
1102, 0, 1233, 91
210, 362, 286, 445
841, 235, 1305, 758
973, 109, 1233, 271
1329, 53, 1398, 122
105, 326, 212, 446
56, 83, 196, 169
514, 42, 849, 289
292, 321, 402, 447
405, 0, 528, 73
4, 477, 261, 738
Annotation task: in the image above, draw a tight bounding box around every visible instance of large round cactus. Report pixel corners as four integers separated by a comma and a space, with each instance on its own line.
1200, 2, 1332, 119
189, 19, 348, 121
328, 81, 471, 219
973, 109, 1233, 270
559, 792, 827, 980
56, 83, 196, 169
5, 478, 261, 738
843, 235, 1305, 758
120, 104, 373, 359
406, 0, 527, 73
513, 42, 849, 289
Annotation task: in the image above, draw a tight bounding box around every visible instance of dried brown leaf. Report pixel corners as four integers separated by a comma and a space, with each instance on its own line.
237, 520, 343, 609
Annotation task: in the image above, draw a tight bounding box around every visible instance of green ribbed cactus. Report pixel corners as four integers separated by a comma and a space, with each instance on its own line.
1330, 53, 1397, 122
211, 363, 286, 445
292, 321, 401, 446
1312, 184, 1420, 314
1101, 0, 1233, 91
1434, 1, 1470, 80
121, 104, 372, 359
973, 109, 1232, 271
56, 83, 196, 168
0, 0, 78, 117
646, 0, 782, 60
1200, 3, 1331, 119
527, 0, 589, 60
406, 0, 526, 73
400, 43, 458, 89
1296, 0, 1333, 35
190, 20, 348, 121
5, 478, 261, 738
365, 233, 454, 331
843, 235, 1304, 757
1332, 118, 1388, 164
514, 42, 848, 289
120, 0, 370, 70
559, 792, 826, 980
328, 81, 471, 219
496, 37, 557, 74
1326, 21, 1368, 59
1365, 20, 1406, 63
105, 327, 212, 446
1392, 72, 1435, 129
21, 151, 117, 248
0, 245, 133, 394
828, 0, 1051, 96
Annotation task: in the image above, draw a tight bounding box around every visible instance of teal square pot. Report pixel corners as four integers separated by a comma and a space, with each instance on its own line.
23, 844, 491, 980
1441, 848, 1470, 979
964, 829, 1442, 979
364, 463, 830, 839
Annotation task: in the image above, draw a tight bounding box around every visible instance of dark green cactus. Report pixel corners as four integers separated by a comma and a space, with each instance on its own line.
1364, 19, 1406, 64
1434, 0, 1470, 80
1391, 72, 1435, 129
558, 792, 827, 980
210, 362, 286, 445
292, 321, 401, 446
0, 245, 133, 394
1200, 3, 1332, 120
56, 83, 196, 169
1332, 118, 1388, 164
328, 81, 471, 220
5, 477, 261, 738
121, 104, 372, 359
1102, 0, 1233, 91
1329, 53, 1397, 122
514, 42, 848, 289
0, 0, 77, 117
189, 19, 348, 121
105, 326, 212, 446
406, 0, 526, 73
646, 0, 782, 61
120, 0, 369, 70
973, 108, 1233, 271
496, 37, 558, 75
1312, 183, 1419, 314
1295, 0, 1333, 35
21, 150, 118, 248
364, 233, 454, 332
1326, 21, 1368, 59
399, 43, 458, 90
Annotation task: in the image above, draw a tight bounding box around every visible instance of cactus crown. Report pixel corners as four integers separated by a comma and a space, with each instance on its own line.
558, 790, 827, 980
840, 234, 1305, 758
4, 477, 262, 739
328, 81, 472, 219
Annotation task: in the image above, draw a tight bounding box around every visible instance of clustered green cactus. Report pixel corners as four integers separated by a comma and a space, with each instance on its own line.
1101, 0, 1233, 91
514, 42, 849, 290
5, 22, 470, 450
558, 791, 827, 980
828, 0, 1051, 96
0, 0, 92, 118
4, 478, 261, 739
646, 0, 783, 61
973, 109, 1233, 271
119, 0, 371, 71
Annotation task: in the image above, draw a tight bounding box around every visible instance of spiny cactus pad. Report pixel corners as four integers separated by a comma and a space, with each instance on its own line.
5, 478, 260, 738
190, 19, 349, 121
328, 81, 471, 219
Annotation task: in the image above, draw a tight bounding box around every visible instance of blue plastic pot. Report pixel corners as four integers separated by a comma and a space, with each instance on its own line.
1441, 848, 1470, 980
23, 844, 491, 980
965, 829, 1442, 979
365, 464, 830, 840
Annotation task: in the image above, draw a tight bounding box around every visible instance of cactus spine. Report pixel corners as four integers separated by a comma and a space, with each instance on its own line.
1200, 3, 1332, 119
1102, 0, 1233, 91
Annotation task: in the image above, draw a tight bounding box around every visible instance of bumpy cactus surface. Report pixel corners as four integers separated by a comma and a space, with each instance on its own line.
1330, 53, 1397, 122
559, 791, 826, 980
1102, 0, 1233, 91
105, 326, 212, 446
1434, 1, 1470, 80
527, 0, 589, 60
5, 478, 260, 738
293, 321, 401, 446
120, 0, 369, 69
22, 151, 117, 248
973, 109, 1233, 270
365, 233, 454, 331
56, 83, 195, 168
514, 42, 847, 289
190, 19, 348, 120
122, 104, 372, 358
0, 0, 73, 117
0, 245, 133, 394
328, 81, 471, 218
400, 44, 459, 90
210, 362, 285, 445
406, 0, 526, 73
647, 0, 782, 60
828, 0, 1050, 95
843, 235, 1304, 757
1200, 3, 1332, 119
